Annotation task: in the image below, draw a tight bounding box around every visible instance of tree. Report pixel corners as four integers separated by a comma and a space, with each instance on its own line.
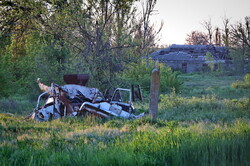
0, 0, 162, 95
230, 49, 245, 74
230, 16, 250, 73
185, 31, 208, 45
230, 16, 250, 49
214, 27, 222, 46
202, 18, 213, 44
137, 0, 163, 57
222, 17, 230, 47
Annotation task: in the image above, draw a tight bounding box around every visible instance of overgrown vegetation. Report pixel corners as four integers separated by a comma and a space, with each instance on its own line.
1, 113, 250, 166
1, 73, 250, 166
180, 73, 250, 99
0, 0, 161, 97
120, 59, 182, 93
231, 73, 250, 89
205, 52, 215, 71
1, 1, 250, 165
159, 92, 250, 122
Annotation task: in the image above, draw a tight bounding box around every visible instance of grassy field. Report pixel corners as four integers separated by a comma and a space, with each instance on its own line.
179, 73, 250, 99
1, 73, 250, 166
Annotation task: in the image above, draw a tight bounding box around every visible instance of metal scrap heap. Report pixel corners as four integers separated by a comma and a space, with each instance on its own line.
27, 74, 144, 122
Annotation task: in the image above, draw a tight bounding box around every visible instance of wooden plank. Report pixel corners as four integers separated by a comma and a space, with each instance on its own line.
149, 68, 160, 120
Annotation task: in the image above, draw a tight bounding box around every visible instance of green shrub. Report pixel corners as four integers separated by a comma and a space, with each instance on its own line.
205, 51, 214, 71
119, 59, 182, 93
231, 74, 250, 89
244, 73, 250, 83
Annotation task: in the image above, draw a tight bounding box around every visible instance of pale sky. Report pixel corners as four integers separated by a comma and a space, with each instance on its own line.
150, 0, 250, 45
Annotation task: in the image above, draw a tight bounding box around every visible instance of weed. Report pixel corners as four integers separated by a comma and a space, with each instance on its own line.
231, 73, 250, 89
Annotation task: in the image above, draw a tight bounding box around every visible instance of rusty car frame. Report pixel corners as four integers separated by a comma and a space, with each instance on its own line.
27, 74, 144, 122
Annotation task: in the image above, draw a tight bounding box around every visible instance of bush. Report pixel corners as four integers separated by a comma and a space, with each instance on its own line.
0, 32, 75, 99
231, 73, 250, 89
119, 59, 182, 93
244, 73, 250, 83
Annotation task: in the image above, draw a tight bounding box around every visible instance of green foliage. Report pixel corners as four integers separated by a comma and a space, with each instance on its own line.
231, 73, 250, 89
119, 59, 182, 93
230, 49, 245, 74
245, 73, 250, 83
0, 0, 162, 96
0, 32, 75, 98
0, 61, 10, 97
0, 33, 12, 97
205, 51, 214, 71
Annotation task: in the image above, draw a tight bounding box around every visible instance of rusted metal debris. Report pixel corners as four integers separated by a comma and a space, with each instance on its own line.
27, 76, 144, 122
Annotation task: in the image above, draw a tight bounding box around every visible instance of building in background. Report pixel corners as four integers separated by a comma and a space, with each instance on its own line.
150, 44, 230, 73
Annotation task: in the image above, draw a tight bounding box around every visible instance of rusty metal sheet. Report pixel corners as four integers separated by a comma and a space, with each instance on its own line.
63, 74, 89, 86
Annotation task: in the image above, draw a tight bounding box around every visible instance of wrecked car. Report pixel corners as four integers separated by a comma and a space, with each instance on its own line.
27, 74, 144, 122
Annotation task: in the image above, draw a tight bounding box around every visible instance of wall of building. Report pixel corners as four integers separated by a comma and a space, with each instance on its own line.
162, 61, 205, 73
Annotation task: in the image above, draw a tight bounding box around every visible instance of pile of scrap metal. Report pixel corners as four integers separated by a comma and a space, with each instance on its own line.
26, 74, 144, 122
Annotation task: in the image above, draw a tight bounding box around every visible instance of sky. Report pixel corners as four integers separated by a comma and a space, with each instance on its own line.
149, 0, 250, 45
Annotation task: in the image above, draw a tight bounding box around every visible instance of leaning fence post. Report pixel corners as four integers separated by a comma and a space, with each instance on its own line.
149, 68, 160, 120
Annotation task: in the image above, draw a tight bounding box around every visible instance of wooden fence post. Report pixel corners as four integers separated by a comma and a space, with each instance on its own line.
149, 68, 160, 120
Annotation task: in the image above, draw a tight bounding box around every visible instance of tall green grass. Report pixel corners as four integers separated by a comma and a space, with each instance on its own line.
1, 73, 250, 165
159, 92, 250, 122
180, 73, 250, 99
1, 114, 249, 166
